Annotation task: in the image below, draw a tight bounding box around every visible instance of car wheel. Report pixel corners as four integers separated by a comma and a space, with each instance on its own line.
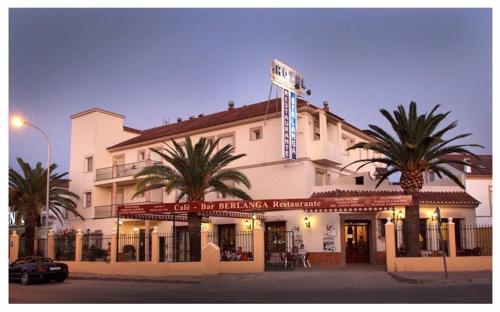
21, 272, 31, 285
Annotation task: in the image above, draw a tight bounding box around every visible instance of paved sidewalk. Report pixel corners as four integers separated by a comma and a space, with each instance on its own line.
68, 272, 202, 284
389, 270, 492, 284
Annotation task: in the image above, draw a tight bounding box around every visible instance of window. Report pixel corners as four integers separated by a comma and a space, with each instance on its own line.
217, 181, 236, 199
326, 173, 331, 185
464, 158, 471, 173
428, 171, 435, 182
342, 135, 355, 156
313, 122, 321, 141
83, 192, 92, 208
150, 147, 163, 162
250, 126, 263, 141
379, 218, 388, 237
355, 176, 364, 185
203, 136, 215, 144
84, 157, 93, 173
218, 133, 235, 152
488, 185, 493, 216
175, 189, 187, 203
137, 150, 146, 161
315, 170, 326, 186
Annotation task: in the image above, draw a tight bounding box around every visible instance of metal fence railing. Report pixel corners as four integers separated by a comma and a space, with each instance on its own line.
117, 234, 145, 262
95, 161, 162, 181
158, 232, 196, 262
82, 234, 112, 261
395, 222, 448, 257
457, 224, 492, 256
222, 231, 254, 261
54, 235, 76, 261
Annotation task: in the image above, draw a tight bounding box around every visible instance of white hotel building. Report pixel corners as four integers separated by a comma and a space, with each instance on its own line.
66, 98, 480, 266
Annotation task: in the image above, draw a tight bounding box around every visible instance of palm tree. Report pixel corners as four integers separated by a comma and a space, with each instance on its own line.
9, 157, 83, 256
343, 101, 482, 256
134, 136, 252, 261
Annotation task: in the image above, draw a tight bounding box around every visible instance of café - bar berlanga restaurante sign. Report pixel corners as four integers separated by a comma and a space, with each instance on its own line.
117, 195, 412, 215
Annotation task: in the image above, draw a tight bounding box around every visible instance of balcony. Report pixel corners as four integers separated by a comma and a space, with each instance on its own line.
310, 141, 343, 166
94, 202, 162, 219
95, 160, 162, 182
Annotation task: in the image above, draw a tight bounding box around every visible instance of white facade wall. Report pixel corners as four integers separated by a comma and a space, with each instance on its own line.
65, 104, 478, 262
466, 177, 492, 224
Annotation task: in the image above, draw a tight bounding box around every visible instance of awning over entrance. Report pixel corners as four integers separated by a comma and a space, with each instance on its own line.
118, 210, 266, 222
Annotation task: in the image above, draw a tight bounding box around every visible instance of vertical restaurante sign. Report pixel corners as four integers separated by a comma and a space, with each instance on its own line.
281, 89, 297, 159
270, 59, 304, 160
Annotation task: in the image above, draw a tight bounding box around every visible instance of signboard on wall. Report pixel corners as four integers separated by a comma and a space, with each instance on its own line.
323, 224, 336, 252
117, 195, 412, 215
281, 89, 297, 160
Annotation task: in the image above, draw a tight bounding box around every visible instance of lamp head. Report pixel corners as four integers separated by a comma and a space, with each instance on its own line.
304, 217, 311, 228
11, 116, 26, 128
244, 219, 252, 230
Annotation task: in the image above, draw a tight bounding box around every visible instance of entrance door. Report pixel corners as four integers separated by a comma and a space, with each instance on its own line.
139, 229, 152, 261
345, 221, 370, 263
174, 226, 190, 262
217, 224, 236, 252
264, 222, 295, 271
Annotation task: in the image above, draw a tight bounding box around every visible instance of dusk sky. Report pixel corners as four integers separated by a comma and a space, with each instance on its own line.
9, 8, 492, 173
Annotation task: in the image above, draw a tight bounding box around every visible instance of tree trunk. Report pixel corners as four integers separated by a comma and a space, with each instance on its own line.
404, 194, 421, 257
187, 212, 202, 261
24, 213, 38, 256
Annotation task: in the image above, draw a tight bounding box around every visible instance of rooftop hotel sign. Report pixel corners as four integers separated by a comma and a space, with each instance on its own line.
270, 59, 307, 97
117, 195, 412, 215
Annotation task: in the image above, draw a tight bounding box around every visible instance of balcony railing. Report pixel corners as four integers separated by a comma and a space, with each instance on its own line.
95, 160, 162, 182
94, 202, 163, 219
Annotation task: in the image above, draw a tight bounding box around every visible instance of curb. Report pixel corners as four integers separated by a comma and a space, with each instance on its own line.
388, 272, 491, 285
68, 275, 201, 284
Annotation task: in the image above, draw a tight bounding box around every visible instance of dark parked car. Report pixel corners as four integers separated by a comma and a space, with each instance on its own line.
9, 256, 69, 285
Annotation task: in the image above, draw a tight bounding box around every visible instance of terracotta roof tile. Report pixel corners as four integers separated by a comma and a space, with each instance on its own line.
440, 154, 492, 176
310, 189, 480, 206
110, 98, 298, 149
123, 126, 143, 134
108, 98, 372, 150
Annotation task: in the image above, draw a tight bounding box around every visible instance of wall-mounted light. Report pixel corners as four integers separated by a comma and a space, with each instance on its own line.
304, 217, 311, 228
133, 227, 139, 232
397, 210, 404, 221
432, 207, 440, 222
244, 219, 252, 230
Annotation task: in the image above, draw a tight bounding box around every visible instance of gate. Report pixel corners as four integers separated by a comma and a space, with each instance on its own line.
264, 230, 295, 271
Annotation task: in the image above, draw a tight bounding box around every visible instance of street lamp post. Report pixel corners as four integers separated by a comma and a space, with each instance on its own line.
11, 116, 51, 258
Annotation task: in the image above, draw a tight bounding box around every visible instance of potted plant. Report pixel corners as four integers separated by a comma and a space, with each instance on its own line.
123, 245, 136, 261
91, 245, 107, 261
